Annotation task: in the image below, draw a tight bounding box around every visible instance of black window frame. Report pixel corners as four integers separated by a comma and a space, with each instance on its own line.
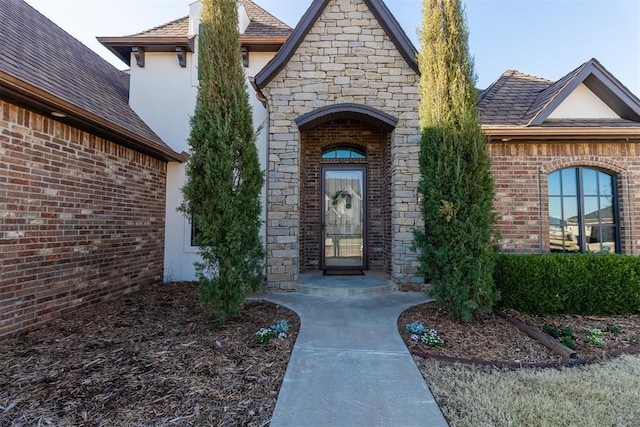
548, 167, 621, 254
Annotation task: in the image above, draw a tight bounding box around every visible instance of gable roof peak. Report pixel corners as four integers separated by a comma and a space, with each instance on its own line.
526, 58, 640, 125
254, 0, 418, 89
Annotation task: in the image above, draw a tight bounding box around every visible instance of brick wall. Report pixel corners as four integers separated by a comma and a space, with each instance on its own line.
489, 139, 640, 255
0, 101, 167, 337
300, 119, 392, 272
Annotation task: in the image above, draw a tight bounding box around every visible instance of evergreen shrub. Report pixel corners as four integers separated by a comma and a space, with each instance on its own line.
495, 254, 640, 315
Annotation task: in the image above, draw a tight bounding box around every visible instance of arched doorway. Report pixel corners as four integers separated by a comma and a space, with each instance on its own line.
296, 104, 396, 273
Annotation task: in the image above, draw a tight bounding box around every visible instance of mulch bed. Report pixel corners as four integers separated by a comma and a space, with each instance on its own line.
399, 302, 640, 367
0, 282, 299, 426
3, 285, 640, 425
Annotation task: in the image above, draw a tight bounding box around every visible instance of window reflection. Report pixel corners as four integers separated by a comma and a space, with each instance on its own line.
548, 168, 618, 254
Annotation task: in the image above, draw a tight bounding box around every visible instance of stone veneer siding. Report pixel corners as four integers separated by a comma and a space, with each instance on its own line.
261, 0, 421, 289
300, 119, 392, 272
488, 139, 640, 255
0, 101, 167, 337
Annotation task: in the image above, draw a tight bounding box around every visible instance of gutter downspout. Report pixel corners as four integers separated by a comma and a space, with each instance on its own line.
537, 166, 544, 253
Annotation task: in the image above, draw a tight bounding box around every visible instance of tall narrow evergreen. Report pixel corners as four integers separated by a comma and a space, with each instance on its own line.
179, 0, 264, 325
413, 0, 499, 322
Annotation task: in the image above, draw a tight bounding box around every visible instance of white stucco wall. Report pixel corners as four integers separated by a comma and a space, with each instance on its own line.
129, 52, 198, 154
127, 25, 276, 281
127, 48, 198, 281
549, 83, 620, 119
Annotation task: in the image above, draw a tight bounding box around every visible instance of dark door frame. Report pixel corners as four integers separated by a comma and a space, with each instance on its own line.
320, 164, 368, 270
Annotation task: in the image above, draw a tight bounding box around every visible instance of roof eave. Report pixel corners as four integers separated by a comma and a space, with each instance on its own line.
97, 36, 195, 66
365, 0, 418, 74
254, 0, 329, 89
239, 36, 288, 50
0, 72, 187, 163
483, 126, 640, 141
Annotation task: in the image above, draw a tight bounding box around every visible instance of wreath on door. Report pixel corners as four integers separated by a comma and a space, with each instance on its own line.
331, 191, 352, 209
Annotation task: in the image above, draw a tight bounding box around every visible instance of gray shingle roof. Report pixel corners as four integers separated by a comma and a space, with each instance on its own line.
479, 59, 640, 129
0, 0, 183, 161
240, 0, 293, 38
478, 70, 551, 126
127, 0, 291, 39
132, 16, 190, 38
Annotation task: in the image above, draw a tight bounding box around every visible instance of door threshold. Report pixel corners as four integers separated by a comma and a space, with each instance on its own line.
323, 269, 365, 276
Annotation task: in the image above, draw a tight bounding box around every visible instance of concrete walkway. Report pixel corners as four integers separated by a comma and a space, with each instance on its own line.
247, 291, 449, 426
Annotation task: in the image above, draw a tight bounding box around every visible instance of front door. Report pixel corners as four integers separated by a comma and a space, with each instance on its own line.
321, 166, 367, 270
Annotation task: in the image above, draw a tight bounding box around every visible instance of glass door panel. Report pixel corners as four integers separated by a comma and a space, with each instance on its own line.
322, 168, 365, 269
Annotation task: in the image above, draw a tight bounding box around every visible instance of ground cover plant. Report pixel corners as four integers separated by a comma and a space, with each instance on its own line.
400, 302, 640, 426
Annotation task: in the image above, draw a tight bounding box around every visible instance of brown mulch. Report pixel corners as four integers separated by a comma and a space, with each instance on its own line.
3, 285, 640, 425
0, 282, 299, 427
399, 302, 640, 366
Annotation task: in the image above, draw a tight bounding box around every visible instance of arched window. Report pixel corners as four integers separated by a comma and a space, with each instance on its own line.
548, 167, 619, 254
322, 145, 366, 160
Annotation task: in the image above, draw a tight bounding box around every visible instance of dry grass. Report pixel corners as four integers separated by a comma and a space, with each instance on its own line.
418, 355, 640, 426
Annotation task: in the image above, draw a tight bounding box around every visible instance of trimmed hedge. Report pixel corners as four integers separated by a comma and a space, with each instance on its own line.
494, 254, 640, 315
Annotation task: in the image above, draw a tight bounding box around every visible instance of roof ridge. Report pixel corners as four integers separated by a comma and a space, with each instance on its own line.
130, 15, 189, 37
240, 0, 292, 30
478, 70, 516, 106
509, 69, 553, 83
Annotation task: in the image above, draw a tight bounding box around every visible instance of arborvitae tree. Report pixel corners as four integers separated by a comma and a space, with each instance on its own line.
413, 0, 499, 322
179, 0, 264, 325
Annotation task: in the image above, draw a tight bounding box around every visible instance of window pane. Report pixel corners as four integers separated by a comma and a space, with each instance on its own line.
322, 151, 336, 159
561, 168, 577, 196
547, 167, 618, 254
599, 197, 614, 224
582, 168, 598, 196
584, 224, 597, 247
322, 146, 366, 160
600, 226, 617, 253
548, 197, 562, 222
599, 172, 614, 196
583, 196, 600, 223
548, 171, 561, 196
562, 196, 578, 225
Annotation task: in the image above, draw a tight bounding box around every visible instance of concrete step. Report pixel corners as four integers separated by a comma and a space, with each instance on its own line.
297, 271, 395, 297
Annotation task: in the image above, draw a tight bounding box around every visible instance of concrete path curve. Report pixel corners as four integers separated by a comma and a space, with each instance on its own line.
247, 292, 449, 426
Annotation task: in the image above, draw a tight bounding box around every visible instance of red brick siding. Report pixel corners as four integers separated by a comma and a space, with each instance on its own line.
300, 119, 392, 272
488, 140, 640, 255
0, 101, 167, 337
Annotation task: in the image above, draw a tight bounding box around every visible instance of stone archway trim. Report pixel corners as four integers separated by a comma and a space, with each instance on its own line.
295, 103, 399, 132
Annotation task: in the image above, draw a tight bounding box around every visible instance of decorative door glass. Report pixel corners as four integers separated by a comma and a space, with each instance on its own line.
323, 168, 365, 268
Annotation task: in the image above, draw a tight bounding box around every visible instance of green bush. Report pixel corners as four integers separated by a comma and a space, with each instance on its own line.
494, 254, 640, 315
414, 0, 499, 322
